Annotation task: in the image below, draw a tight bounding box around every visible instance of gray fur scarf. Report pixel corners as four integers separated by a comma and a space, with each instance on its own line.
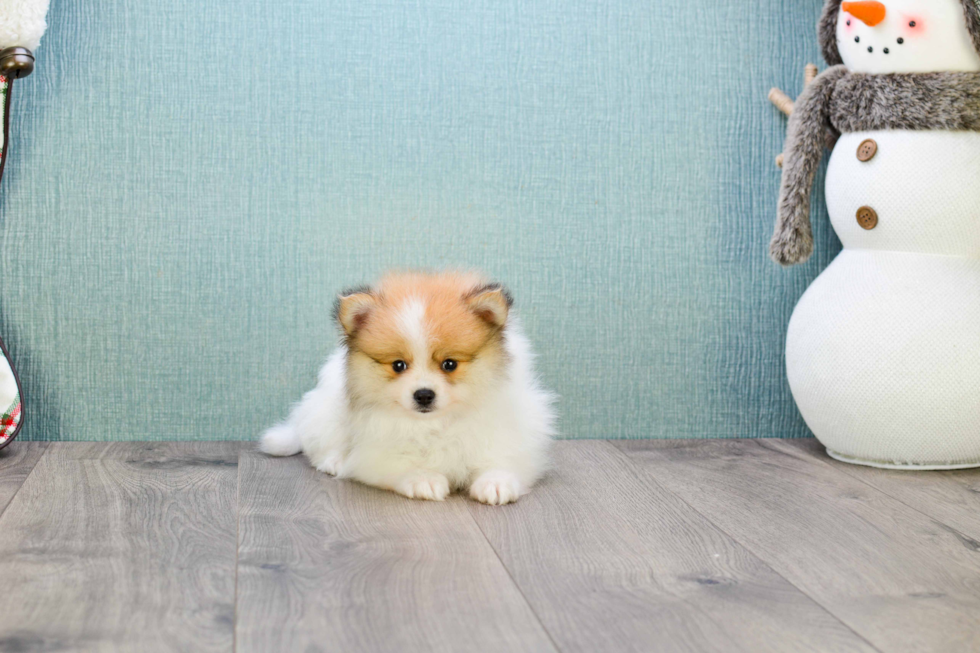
770, 67, 980, 266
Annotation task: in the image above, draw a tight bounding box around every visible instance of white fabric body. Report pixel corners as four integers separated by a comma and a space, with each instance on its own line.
827, 131, 980, 256
0, 0, 51, 51
787, 130, 980, 467
836, 0, 980, 74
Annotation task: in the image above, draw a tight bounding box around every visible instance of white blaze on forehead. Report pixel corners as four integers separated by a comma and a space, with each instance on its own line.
396, 298, 430, 359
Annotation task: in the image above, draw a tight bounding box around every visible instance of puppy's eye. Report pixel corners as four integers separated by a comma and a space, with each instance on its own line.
441, 359, 458, 372
392, 360, 408, 373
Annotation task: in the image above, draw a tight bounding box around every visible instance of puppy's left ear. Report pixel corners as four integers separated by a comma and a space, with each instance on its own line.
335, 289, 376, 337
467, 284, 512, 328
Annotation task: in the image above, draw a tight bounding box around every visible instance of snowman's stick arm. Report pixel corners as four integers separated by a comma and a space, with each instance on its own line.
770, 65, 848, 266
768, 88, 795, 117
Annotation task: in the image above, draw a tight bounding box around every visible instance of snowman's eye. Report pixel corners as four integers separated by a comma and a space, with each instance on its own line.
909, 21, 916, 28
897, 37, 904, 44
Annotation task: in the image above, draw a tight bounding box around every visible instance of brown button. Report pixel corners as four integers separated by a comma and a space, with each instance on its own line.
857, 139, 878, 162
856, 206, 878, 230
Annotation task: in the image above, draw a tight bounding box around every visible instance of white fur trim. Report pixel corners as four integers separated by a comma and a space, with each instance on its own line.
0, 355, 17, 410
0, 0, 51, 51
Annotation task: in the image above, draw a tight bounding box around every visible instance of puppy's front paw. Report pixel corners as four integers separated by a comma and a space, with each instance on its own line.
394, 471, 451, 501
313, 452, 344, 476
469, 470, 523, 506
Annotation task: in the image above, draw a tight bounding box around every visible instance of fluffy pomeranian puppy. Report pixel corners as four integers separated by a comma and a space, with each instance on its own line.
260, 271, 555, 505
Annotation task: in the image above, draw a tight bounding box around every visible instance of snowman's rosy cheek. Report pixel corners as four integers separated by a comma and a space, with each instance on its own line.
901, 16, 925, 38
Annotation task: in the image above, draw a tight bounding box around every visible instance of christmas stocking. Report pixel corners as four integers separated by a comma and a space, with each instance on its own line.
0, 73, 23, 449
0, 0, 49, 449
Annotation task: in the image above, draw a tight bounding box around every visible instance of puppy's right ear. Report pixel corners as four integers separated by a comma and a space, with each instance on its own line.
335, 289, 375, 336
466, 284, 512, 328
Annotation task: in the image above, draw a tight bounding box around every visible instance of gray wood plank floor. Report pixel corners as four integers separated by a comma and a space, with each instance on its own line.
236, 450, 556, 653
614, 439, 980, 653
1, 439, 979, 652
0, 442, 243, 653
467, 441, 874, 653
0, 441, 46, 517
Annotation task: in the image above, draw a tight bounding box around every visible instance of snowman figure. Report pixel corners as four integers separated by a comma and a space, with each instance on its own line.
771, 0, 980, 468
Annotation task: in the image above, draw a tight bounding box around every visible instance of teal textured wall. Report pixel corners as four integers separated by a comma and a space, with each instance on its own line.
0, 0, 840, 441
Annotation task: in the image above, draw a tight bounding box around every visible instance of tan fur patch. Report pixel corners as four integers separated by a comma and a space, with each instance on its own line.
346, 271, 507, 380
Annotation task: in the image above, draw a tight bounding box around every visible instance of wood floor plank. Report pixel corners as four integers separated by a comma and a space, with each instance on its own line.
0, 441, 47, 516
778, 438, 980, 544
467, 441, 876, 653
615, 438, 980, 653
235, 449, 556, 653
0, 442, 243, 653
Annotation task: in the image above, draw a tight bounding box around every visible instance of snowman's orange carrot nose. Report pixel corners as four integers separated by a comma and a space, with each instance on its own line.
842, 1, 887, 27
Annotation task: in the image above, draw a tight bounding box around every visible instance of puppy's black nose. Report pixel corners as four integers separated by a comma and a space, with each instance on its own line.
413, 388, 436, 408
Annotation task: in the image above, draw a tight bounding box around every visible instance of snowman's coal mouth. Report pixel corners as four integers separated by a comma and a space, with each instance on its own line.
850, 31, 906, 56
852, 39, 897, 55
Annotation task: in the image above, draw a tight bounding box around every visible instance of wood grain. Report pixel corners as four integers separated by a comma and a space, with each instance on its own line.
468, 440, 875, 653
235, 449, 556, 653
615, 438, 980, 653
10, 439, 980, 652
0, 441, 47, 517
778, 438, 980, 544
0, 442, 243, 653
